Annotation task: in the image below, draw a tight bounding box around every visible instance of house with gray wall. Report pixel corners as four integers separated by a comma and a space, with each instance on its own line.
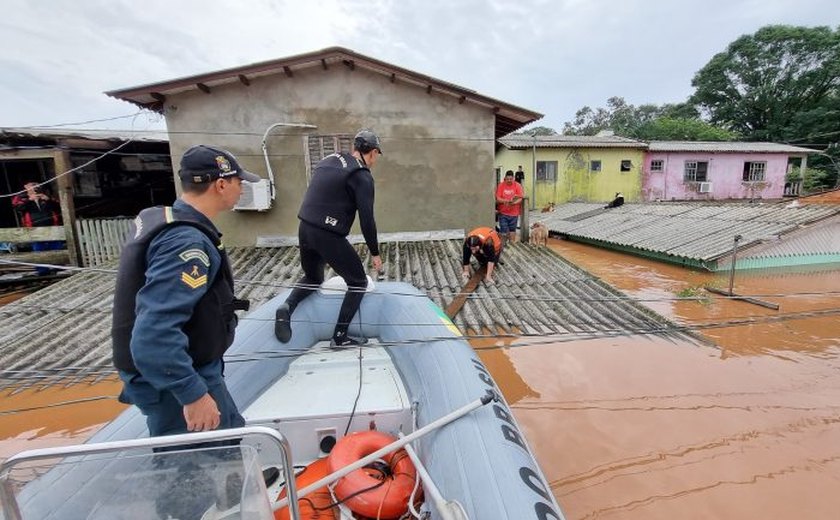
107, 47, 542, 246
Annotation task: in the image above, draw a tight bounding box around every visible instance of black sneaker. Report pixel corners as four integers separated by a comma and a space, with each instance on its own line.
330, 335, 368, 348
274, 304, 292, 343
497, 259, 505, 266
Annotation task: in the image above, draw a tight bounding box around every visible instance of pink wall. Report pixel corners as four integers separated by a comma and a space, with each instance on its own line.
642, 152, 791, 201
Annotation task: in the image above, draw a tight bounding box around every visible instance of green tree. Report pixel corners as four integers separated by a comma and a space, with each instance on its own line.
691, 25, 840, 142
562, 97, 735, 140
801, 167, 837, 193
634, 117, 738, 141
524, 126, 559, 136
563, 96, 627, 136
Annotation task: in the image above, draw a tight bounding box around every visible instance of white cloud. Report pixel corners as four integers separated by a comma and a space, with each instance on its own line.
2, 0, 839, 131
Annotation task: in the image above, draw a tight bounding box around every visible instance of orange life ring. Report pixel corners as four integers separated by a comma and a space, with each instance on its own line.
275, 458, 337, 520
328, 430, 420, 519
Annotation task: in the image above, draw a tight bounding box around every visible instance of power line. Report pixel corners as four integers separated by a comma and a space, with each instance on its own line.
0, 114, 154, 200
2, 258, 840, 304
9, 111, 150, 129
0, 395, 117, 416
2, 305, 840, 386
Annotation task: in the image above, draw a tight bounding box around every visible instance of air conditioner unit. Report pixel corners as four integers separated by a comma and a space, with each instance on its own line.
698, 182, 713, 194
234, 178, 273, 211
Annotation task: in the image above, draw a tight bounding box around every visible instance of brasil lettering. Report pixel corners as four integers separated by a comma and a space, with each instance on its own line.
471, 358, 562, 520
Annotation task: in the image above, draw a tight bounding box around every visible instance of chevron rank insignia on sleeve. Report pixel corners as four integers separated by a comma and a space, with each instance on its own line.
181, 264, 208, 289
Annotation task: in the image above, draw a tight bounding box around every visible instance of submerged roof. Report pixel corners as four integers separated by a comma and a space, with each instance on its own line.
499, 134, 646, 149
720, 215, 840, 270
539, 201, 840, 269
0, 241, 695, 390
647, 141, 815, 154
106, 47, 542, 139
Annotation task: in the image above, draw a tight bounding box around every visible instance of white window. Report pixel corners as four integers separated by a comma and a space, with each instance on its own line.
743, 161, 766, 182
536, 161, 557, 181
650, 160, 664, 173
620, 160, 632, 172
684, 161, 709, 182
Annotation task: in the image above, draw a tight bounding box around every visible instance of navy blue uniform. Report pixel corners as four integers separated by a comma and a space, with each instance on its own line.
116, 200, 245, 436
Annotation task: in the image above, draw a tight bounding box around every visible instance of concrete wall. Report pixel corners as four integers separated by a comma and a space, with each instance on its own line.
163, 65, 496, 245
495, 147, 645, 208
642, 152, 790, 201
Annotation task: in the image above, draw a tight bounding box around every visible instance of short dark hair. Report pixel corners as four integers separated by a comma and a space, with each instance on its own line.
181, 179, 213, 194
466, 236, 481, 247
505, 170, 514, 178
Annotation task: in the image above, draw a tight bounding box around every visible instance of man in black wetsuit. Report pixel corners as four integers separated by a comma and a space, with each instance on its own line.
274, 129, 383, 347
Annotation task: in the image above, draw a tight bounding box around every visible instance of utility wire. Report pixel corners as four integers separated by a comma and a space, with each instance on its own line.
0, 113, 153, 200
10, 111, 150, 129
3, 259, 840, 304
0, 395, 117, 416
2, 306, 839, 385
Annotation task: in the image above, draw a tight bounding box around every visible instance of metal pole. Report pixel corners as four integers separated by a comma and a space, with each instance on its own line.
728, 234, 742, 294
531, 133, 537, 210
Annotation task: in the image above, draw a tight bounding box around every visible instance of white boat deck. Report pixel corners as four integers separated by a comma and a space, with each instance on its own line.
243, 341, 413, 463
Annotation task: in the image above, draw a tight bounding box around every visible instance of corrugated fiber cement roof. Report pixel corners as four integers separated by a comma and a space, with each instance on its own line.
0, 241, 698, 391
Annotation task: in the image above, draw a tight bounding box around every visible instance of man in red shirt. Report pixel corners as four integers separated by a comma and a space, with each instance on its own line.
495, 170, 523, 248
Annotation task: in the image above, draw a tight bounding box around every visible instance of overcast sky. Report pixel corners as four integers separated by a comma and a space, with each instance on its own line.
2, 0, 839, 135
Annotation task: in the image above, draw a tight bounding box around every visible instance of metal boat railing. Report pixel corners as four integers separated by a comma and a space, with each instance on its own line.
0, 425, 301, 520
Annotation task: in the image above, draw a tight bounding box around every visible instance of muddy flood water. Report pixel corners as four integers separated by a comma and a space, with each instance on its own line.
2, 239, 839, 519
477, 239, 840, 519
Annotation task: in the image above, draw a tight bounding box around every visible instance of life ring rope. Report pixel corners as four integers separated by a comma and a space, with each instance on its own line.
328, 431, 421, 519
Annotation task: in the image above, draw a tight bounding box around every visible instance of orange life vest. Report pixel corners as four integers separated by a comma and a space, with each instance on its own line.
467, 227, 502, 254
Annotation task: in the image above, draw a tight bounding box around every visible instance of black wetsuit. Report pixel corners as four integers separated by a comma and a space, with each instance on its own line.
285, 152, 379, 337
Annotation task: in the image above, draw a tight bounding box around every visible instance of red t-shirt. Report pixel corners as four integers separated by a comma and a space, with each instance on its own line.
495, 181, 524, 216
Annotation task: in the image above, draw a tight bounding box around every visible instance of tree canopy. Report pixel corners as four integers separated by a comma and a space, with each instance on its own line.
690, 25, 840, 142
561, 96, 737, 141
514, 125, 558, 136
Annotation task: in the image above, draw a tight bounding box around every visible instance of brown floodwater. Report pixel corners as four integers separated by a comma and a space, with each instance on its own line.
0, 380, 127, 461
2, 240, 839, 519
475, 239, 840, 519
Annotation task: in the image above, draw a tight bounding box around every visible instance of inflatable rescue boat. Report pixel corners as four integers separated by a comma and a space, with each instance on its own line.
2, 281, 565, 520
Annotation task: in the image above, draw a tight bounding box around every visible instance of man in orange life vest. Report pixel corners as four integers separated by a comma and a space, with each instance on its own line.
462, 227, 503, 284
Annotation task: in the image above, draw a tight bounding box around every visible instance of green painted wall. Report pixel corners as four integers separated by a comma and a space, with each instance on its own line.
496, 147, 645, 208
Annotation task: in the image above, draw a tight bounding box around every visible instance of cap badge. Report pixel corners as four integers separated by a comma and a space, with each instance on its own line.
215, 155, 232, 173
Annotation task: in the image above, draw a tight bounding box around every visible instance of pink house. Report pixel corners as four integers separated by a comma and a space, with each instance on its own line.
642, 141, 815, 201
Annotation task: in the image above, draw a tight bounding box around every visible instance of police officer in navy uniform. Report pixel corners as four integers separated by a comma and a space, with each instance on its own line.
112, 145, 261, 439
112, 145, 268, 517
275, 129, 383, 347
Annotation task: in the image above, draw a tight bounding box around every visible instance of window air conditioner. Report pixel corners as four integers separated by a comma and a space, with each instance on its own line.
234, 178, 273, 211
699, 182, 713, 193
